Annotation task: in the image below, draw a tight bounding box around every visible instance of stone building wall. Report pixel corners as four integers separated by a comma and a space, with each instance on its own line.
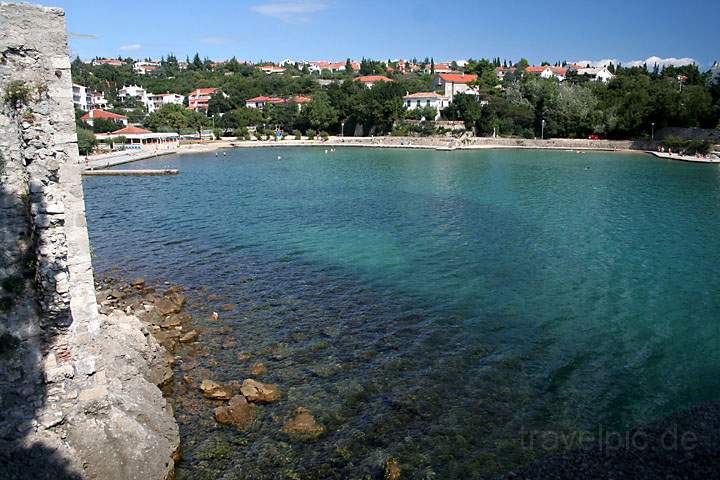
1, 4, 178, 479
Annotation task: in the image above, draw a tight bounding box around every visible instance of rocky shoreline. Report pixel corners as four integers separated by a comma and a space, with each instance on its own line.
95, 275, 340, 476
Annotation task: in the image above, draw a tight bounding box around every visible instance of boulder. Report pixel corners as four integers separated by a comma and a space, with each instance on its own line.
282, 406, 324, 439
213, 395, 255, 429
131, 277, 145, 288
199, 379, 233, 400
179, 330, 199, 343
210, 312, 219, 321
155, 298, 181, 316
240, 379, 280, 403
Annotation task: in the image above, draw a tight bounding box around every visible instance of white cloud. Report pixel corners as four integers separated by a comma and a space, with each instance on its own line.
250, 1, 329, 23
574, 59, 619, 68
119, 44, 142, 52
625, 56, 697, 68
573, 56, 698, 70
575, 56, 697, 69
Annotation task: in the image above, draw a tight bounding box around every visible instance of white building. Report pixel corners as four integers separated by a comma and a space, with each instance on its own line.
118, 85, 154, 111
91, 91, 109, 110
525, 66, 568, 81
257, 65, 286, 75
72, 83, 92, 111
79, 109, 128, 127
575, 66, 615, 83
133, 60, 161, 75
709, 61, 720, 86
402, 92, 449, 119
354, 75, 393, 89
432, 73, 479, 100
149, 92, 184, 111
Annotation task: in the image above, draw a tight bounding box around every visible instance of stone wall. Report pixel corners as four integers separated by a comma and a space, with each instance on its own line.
0, 4, 178, 479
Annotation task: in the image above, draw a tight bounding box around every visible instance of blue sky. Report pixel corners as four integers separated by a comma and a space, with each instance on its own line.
56, 0, 719, 68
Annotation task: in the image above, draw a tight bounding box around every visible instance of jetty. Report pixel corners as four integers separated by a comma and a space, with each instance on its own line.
82, 169, 179, 176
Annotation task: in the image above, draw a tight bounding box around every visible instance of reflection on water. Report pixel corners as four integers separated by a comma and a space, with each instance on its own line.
84, 147, 720, 479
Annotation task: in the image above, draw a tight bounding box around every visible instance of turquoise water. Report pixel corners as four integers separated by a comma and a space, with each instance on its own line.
83, 147, 720, 479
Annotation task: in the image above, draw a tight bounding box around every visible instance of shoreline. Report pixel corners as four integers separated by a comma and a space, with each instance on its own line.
84, 136, 719, 170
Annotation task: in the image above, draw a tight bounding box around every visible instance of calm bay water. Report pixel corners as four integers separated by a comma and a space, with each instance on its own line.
83, 147, 720, 479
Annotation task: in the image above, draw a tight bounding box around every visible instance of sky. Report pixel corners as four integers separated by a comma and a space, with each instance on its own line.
55, 0, 720, 68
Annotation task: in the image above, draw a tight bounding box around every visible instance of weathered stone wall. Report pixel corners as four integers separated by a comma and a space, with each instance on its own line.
1, 4, 178, 479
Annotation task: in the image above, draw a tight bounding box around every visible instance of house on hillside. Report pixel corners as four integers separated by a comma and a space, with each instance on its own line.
245, 96, 287, 110
525, 65, 567, 81
432, 73, 479, 100
133, 60, 161, 75
91, 91, 109, 110
709, 61, 720, 86
92, 58, 123, 67
402, 92, 449, 119
72, 83, 92, 111
149, 92, 184, 111
574, 66, 615, 82
495, 66, 517, 81
80, 109, 128, 128
257, 65, 286, 75
354, 75, 393, 88
187, 87, 220, 114
118, 85, 153, 111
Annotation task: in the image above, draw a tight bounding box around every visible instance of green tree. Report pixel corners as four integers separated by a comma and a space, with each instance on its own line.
444, 93, 482, 132
302, 92, 338, 132
77, 128, 97, 155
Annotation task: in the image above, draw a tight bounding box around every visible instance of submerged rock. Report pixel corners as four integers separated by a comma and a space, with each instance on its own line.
199, 379, 233, 400
240, 379, 280, 403
282, 406, 324, 439
219, 303, 237, 311
385, 458, 401, 480
213, 395, 255, 429
250, 362, 267, 375
131, 277, 145, 287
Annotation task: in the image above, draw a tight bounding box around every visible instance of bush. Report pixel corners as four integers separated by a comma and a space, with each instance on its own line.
320, 131, 329, 140
213, 128, 222, 140
3, 80, 32, 108
77, 128, 97, 155
662, 136, 712, 155
306, 129, 317, 140
233, 127, 248, 139
293, 129, 302, 140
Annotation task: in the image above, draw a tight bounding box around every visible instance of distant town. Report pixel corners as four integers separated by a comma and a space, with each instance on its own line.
70, 55, 720, 154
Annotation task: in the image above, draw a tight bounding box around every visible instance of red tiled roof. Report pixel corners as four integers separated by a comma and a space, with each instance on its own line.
525, 66, 548, 73
80, 109, 127, 120
189, 87, 217, 96
292, 95, 312, 103
437, 73, 478, 83
354, 75, 393, 83
246, 96, 286, 103
110, 126, 151, 135
403, 92, 444, 98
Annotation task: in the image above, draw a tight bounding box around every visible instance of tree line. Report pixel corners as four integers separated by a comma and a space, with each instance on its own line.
71, 55, 720, 141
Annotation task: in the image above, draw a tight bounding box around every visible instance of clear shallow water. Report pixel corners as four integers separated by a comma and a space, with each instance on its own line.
84, 147, 720, 479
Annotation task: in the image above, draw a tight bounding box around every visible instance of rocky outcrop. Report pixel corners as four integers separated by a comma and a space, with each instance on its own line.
240, 379, 280, 403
